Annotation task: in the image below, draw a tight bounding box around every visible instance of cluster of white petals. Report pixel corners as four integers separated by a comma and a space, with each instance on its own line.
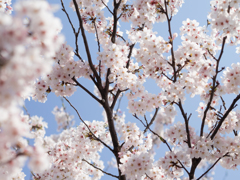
36, 120, 111, 179
121, 0, 184, 27
3, 0, 240, 179
0, 0, 64, 179
32, 43, 93, 102
0, 0, 12, 14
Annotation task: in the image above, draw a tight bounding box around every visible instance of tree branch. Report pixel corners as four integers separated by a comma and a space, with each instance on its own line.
196, 153, 229, 180
176, 100, 192, 148
60, 0, 83, 61
134, 114, 190, 175
101, 0, 113, 15
63, 97, 113, 152
143, 108, 159, 134
164, 0, 177, 82
72, 0, 102, 85
200, 36, 227, 137
93, 21, 101, 53
82, 159, 119, 178
72, 76, 102, 104
210, 93, 240, 139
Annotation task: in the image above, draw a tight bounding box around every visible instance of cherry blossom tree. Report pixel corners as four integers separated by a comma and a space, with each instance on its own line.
1, 0, 240, 180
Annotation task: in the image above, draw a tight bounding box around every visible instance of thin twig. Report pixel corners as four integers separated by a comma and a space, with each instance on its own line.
133, 114, 190, 175
63, 97, 113, 152
176, 100, 192, 148
220, 96, 227, 110
71, 76, 102, 104
93, 21, 101, 52
23, 105, 31, 118
206, 123, 218, 139
143, 108, 159, 133
164, 0, 176, 82
161, 72, 173, 81
210, 93, 240, 139
134, 114, 171, 149
233, 130, 238, 136
196, 153, 229, 180
200, 36, 227, 137
60, 0, 83, 61
72, 0, 102, 85
111, 89, 121, 110
145, 173, 153, 180
82, 159, 119, 178
207, 49, 218, 61
101, 0, 113, 15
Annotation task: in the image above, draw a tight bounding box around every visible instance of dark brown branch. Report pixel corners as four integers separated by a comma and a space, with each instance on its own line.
111, 0, 122, 43
175, 59, 189, 76
161, 72, 173, 81
89, 74, 100, 88
61, 0, 75, 33
126, 44, 135, 69
82, 159, 119, 178
60, 0, 83, 61
63, 97, 113, 152
104, 68, 111, 96
145, 173, 154, 180
98, 60, 102, 80
189, 158, 201, 179
134, 114, 190, 174
117, 11, 124, 21
210, 94, 240, 139
72, 0, 102, 86
188, 113, 192, 121
196, 153, 229, 180
143, 108, 159, 133
220, 96, 227, 110
72, 76, 102, 104
200, 36, 227, 137
233, 130, 238, 136
111, 90, 121, 110
164, 0, 177, 82
176, 100, 192, 148
206, 123, 218, 139
134, 114, 171, 152
207, 49, 218, 61
102, 100, 125, 179
109, 43, 135, 110
101, 0, 113, 15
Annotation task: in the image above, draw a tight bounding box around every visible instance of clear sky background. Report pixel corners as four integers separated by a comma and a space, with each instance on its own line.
11, 0, 240, 179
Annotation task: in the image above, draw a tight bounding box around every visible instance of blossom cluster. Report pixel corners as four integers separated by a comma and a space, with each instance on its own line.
70, 0, 109, 33
121, 0, 184, 27
208, 0, 240, 40
35, 120, 111, 180
0, 0, 64, 179
108, 110, 154, 179
3, 0, 240, 179
222, 62, 240, 94
32, 43, 93, 103
0, 0, 12, 14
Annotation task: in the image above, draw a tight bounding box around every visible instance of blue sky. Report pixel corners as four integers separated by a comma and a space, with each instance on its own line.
13, 0, 240, 179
